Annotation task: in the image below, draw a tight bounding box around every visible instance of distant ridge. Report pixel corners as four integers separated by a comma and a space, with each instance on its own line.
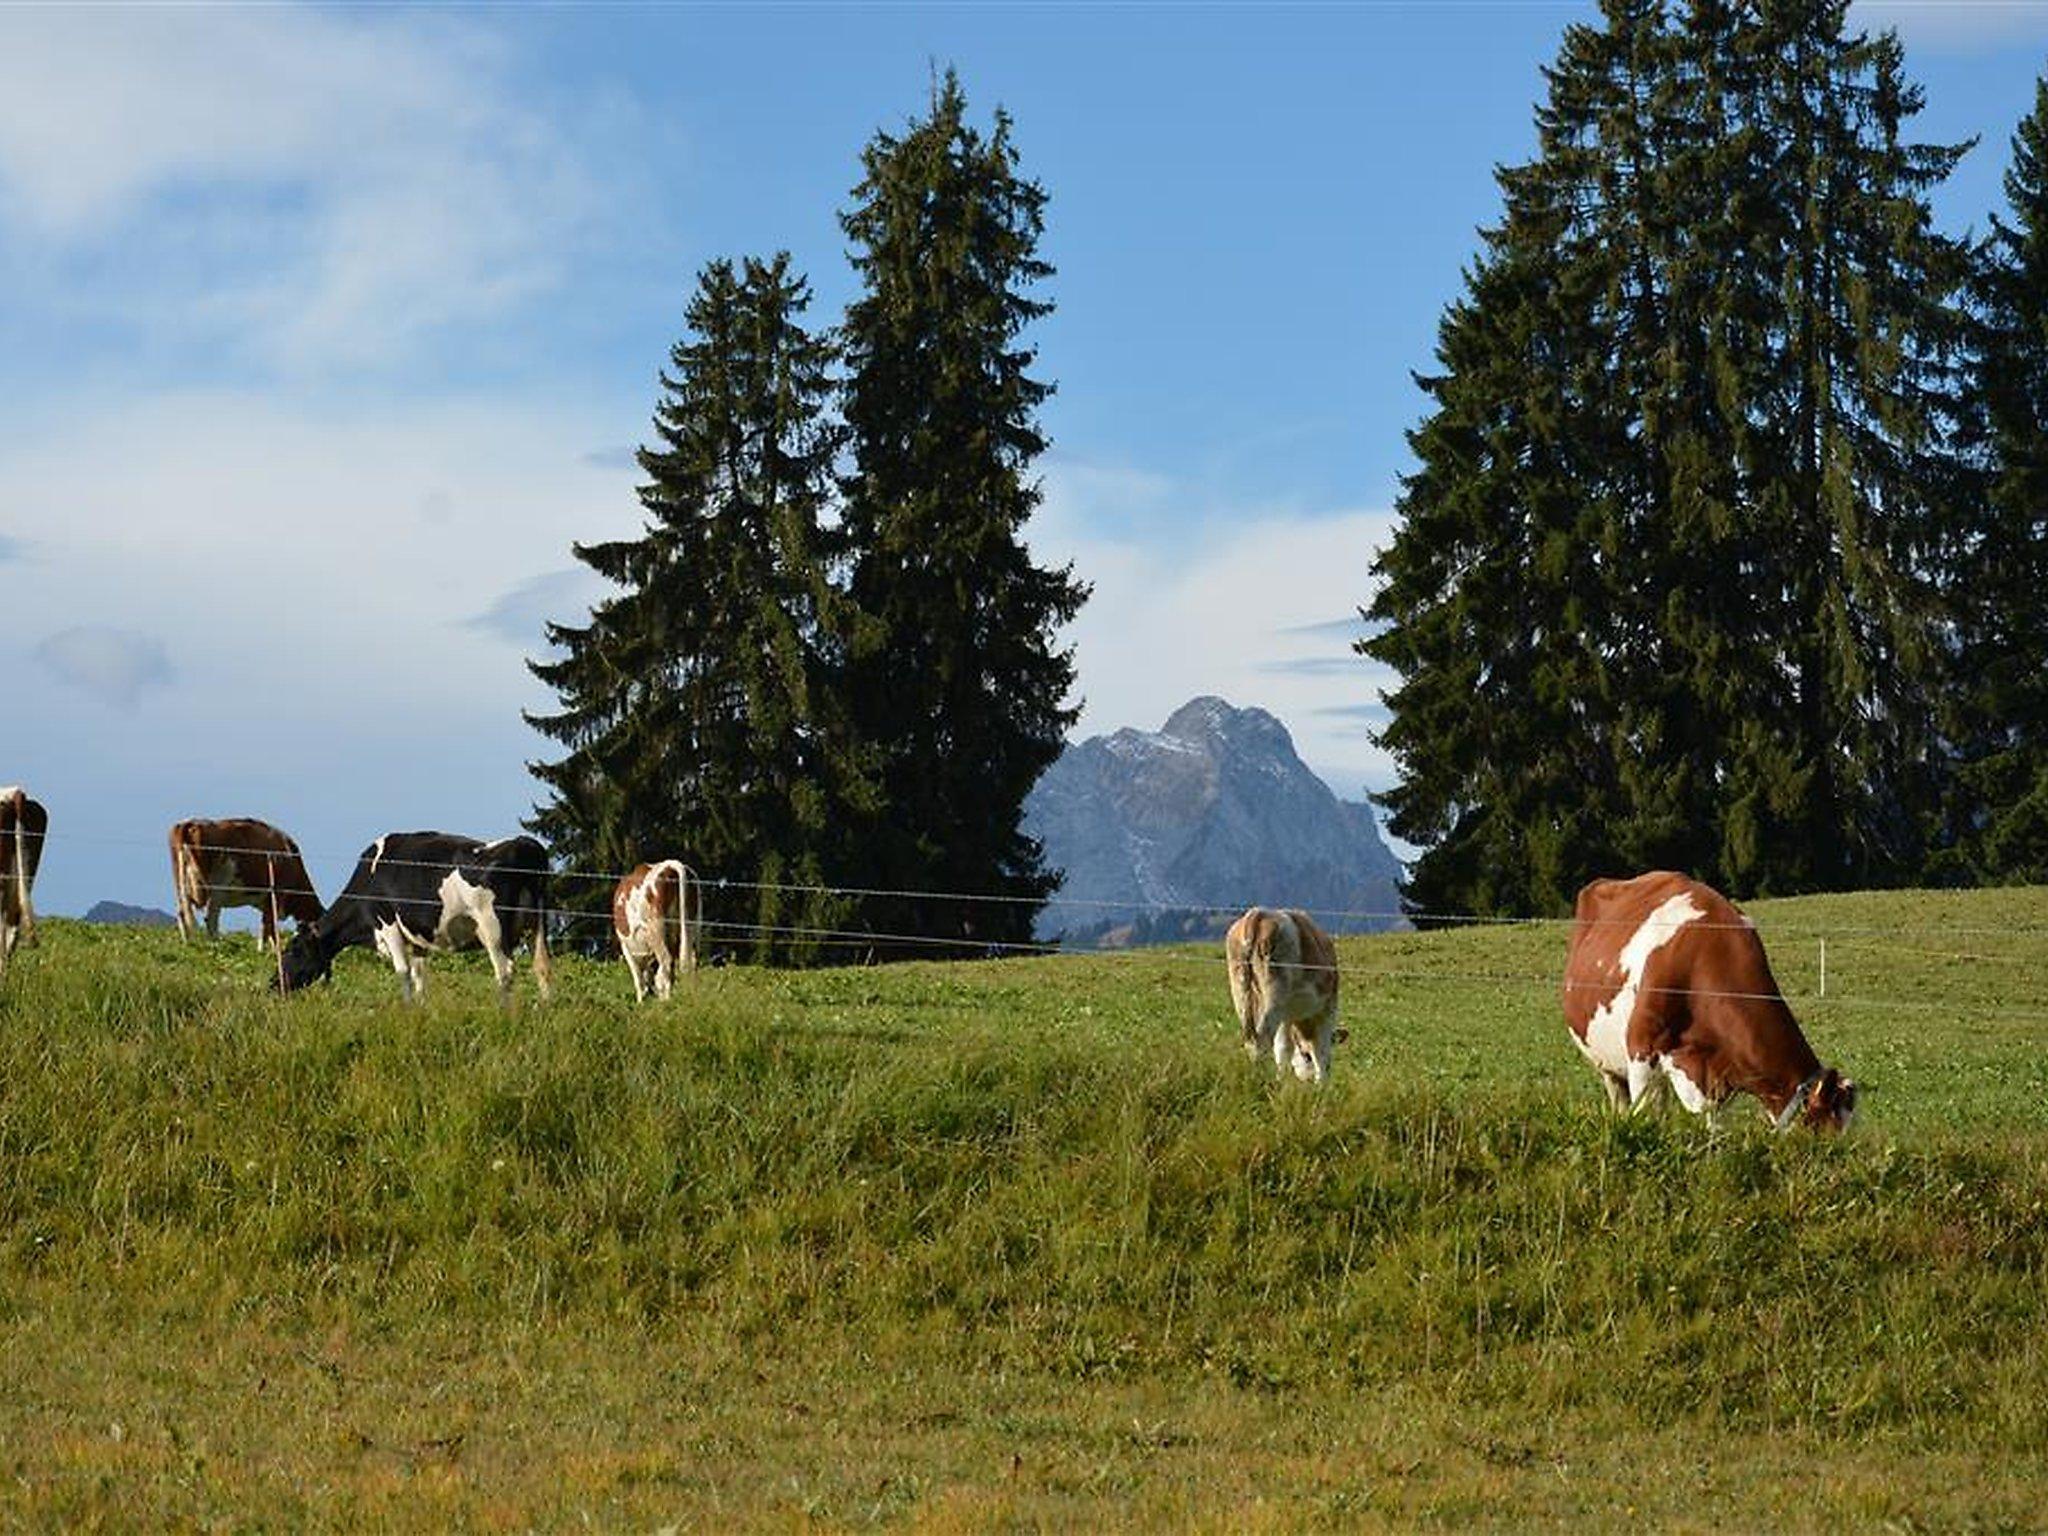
83, 901, 177, 928
1024, 696, 1404, 948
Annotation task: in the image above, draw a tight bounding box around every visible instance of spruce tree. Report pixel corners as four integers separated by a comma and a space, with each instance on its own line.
527, 254, 870, 962
837, 70, 1086, 954
1949, 75, 2048, 881
1364, 0, 1973, 917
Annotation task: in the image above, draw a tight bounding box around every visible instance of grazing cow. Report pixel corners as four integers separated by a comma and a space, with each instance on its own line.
1226, 906, 1348, 1083
169, 817, 324, 952
277, 832, 553, 1004
611, 859, 695, 1001
1562, 871, 1857, 1131
1, 786, 48, 979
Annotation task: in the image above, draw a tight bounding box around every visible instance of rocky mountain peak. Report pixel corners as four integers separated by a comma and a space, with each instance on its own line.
1024, 697, 1404, 947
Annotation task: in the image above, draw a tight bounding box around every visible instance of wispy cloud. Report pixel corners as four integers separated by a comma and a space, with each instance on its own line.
34, 626, 173, 707
1312, 701, 1391, 740
581, 446, 640, 471
468, 567, 610, 650
1256, 655, 1369, 679
1277, 615, 1371, 640
0, 7, 633, 372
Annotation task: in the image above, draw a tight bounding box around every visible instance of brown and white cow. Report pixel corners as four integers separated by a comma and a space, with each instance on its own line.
1562, 871, 1857, 1131
1226, 905, 1348, 1083
169, 817, 325, 952
1, 786, 48, 980
611, 859, 695, 1001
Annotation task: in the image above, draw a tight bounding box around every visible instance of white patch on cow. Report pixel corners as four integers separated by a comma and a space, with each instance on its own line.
370, 836, 389, 873
436, 868, 491, 947
1663, 1059, 1711, 1114
1576, 893, 1705, 1083
437, 868, 517, 996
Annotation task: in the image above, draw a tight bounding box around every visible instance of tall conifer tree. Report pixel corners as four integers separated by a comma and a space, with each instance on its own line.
527, 254, 869, 962
1364, 0, 1972, 916
837, 70, 1086, 952
1950, 75, 2048, 880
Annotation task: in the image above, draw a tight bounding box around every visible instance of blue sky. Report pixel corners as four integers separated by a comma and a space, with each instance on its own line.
3, 1, 2046, 917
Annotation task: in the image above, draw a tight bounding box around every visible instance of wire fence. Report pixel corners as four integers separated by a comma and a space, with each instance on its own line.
7, 821, 2048, 1021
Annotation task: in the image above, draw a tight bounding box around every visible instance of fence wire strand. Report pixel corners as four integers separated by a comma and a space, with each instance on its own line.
11, 824, 2048, 1019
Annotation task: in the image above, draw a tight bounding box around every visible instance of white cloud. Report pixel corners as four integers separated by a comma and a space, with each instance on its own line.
33, 627, 174, 708
0, 6, 620, 370
1032, 458, 1400, 800
0, 389, 641, 722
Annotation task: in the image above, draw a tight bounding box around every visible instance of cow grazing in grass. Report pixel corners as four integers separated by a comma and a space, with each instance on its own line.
612, 859, 695, 1001
277, 832, 553, 1004
1, 786, 47, 980
1562, 871, 1857, 1131
1226, 906, 1347, 1083
169, 817, 324, 952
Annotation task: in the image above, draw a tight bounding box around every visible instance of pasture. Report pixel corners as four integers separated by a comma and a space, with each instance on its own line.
3, 887, 2047, 1529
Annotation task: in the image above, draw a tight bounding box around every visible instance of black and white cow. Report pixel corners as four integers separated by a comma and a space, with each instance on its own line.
276, 831, 553, 1003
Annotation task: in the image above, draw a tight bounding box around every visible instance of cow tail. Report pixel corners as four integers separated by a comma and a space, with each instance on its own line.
530, 872, 554, 1001
658, 862, 685, 977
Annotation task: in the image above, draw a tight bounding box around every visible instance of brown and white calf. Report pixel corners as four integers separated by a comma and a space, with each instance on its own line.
1562, 871, 1857, 1131
169, 817, 325, 952
1226, 906, 1348, 1083
611, 860, 695, 1001
1, 786, 48, 980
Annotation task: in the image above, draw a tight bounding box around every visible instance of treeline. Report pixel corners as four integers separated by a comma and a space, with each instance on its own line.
1365, 0, 2048, 917
526, 72, 1086, 962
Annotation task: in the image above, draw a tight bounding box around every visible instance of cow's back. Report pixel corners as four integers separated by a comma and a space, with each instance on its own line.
1230, 906, 1337, 1014
1562, 871, 1706, 1039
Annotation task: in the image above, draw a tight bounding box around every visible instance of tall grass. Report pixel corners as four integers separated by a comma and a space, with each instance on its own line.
3, 888, 2047, 1524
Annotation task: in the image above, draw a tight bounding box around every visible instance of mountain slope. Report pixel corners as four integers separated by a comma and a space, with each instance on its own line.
1025, 697, 1404, 946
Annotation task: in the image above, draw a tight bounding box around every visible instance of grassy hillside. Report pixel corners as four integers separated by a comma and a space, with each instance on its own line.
3, 888, 2047, 1529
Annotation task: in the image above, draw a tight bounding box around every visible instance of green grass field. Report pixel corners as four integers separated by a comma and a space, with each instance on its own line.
4, 887, 2047, 1529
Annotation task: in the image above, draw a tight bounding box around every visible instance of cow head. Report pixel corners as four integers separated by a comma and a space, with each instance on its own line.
1799, 1068, 1859, 1132
1776, 1067, 1859, 1131
275, 926, 336, 993
1284, 1022, 1351, 1084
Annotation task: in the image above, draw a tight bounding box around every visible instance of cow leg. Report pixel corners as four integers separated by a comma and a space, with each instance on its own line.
1304, 1005, 1344, 1083
1229, 962, 1259, 1055
1599, 1072, 1630, 1113
375, 923, 417, 1003
1625, 1057, 1669, 1114
205, 902, 221, 941
622, 951, 645, 1002
474, 910, 515, 1004
1269, 1015, 1296, 1075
